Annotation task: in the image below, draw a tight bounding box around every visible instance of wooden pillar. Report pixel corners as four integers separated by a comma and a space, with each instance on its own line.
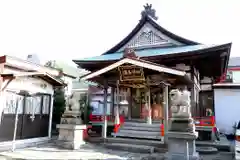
102, 79, 108, 139
190, 66, 196, 117
111, 87, 115, 116
0, 64, 5, 125
146, 88, 152, 124
84, 90, 89, 124
114, 80, 120, 138
128, 88, 132, 120
163, 85, 169, 144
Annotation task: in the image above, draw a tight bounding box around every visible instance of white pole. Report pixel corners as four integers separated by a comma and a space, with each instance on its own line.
48, 95, 54, 138
102, 80, 108, 139
115, 81, 120, 127
12, 97, 20, 152
163, 85, 169, 144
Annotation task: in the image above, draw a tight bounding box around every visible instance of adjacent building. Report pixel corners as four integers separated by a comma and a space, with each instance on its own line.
0, 55, 75, 149
213, 57, 240, 135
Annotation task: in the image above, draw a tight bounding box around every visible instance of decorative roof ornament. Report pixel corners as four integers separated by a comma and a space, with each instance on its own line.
123, 48, 139, 59
141, 3, 158, 21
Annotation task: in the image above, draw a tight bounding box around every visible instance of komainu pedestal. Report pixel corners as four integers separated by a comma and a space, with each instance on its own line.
56, 124, 86, 150
165, 131, 199, 160
56, 92, 86, 150
165, 88, 200, 160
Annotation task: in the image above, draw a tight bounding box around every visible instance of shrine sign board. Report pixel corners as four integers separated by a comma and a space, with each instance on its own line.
118, 65, 145, 82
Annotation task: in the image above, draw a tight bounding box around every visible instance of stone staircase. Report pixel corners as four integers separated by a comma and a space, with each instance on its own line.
112, 121, 164, 140
87, 121, 233, 154
102, 121, 166, 153
103, 137, 166, 153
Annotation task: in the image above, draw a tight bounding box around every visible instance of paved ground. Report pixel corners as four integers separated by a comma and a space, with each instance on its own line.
0, 142, 235, 160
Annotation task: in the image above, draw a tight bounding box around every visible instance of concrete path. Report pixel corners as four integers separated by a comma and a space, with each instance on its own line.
0, 142, 234, 160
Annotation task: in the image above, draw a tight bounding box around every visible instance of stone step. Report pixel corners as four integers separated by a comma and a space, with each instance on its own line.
112, 132, 163, 140
124, 122, 160, 128
103, 143, 155, 154
119, 129, 160, 136
105, 137, 165, 148
121, 126, 161, 132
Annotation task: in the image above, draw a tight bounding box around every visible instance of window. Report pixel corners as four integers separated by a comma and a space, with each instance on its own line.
25, 96, 41, 114
42, 95, 50, 114
4, 92, 24, 114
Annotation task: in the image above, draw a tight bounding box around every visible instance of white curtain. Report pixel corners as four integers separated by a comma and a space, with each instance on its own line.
42, 95, 50, 114
4, 92, 23, 114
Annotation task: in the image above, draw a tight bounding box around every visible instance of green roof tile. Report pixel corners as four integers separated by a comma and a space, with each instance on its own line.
75, 44, 217, 61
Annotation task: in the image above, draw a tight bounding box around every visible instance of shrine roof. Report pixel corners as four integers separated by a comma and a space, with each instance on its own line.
73, 44, 228, 62
102, 11, 199, 55
73, 4, 232, 81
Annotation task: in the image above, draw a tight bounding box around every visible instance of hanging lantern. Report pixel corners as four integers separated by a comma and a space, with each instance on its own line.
152, 94, 156, 104
120, 88, 128, 105
136, 88, 140, 98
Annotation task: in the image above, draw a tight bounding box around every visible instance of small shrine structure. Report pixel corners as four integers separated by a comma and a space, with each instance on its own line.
73, 4, 231, 143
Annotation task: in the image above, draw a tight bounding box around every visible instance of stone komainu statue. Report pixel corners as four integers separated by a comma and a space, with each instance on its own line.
169, 88, 191, 118
65, 92, 82, 115
61, 92, 84, 125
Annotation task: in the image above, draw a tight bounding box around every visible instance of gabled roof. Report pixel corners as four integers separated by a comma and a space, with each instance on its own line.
0, 55, 76, 79
1, 72, 65, 87
80, 57, 186, 81
0, 55, 60, 76
103, 14, 200, 55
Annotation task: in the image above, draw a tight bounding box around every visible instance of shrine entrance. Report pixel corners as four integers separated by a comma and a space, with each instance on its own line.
128, 87, 165, 121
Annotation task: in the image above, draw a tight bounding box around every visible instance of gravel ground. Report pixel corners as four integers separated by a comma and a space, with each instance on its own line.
0, 143, 235, 160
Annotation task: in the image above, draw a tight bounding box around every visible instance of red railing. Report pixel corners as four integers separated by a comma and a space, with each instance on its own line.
194, 116, 215, 127
89, 114, 216, 136
89, 114, 125, 133
89, 114, 125, 124
159, 116, 216, 136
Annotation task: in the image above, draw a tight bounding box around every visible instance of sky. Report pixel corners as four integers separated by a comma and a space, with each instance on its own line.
0, 0, 239, 66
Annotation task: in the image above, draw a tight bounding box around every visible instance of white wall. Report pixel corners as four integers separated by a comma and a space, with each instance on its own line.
4, 66, 74, 97
6, 77, 54, 95
232, 71, 240, 83
3, 67, 54, 95
214, 88, 240, 135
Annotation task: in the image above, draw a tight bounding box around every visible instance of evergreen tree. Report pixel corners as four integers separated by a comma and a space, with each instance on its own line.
45, 61, 65, 132
79, 93, 93, 124
52, 87, 66, 125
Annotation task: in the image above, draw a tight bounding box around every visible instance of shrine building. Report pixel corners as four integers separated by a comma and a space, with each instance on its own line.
74, 4, 231, 141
